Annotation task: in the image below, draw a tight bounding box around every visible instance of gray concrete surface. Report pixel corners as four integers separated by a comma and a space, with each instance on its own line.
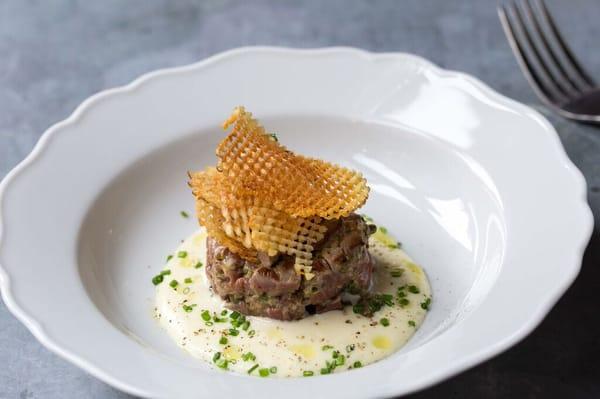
1, 1, 599, 398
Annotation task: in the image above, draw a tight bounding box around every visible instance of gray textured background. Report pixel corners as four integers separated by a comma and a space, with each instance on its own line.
1, 1, 599, 398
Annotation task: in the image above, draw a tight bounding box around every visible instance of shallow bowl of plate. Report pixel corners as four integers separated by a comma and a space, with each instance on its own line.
0, 47, 593, 398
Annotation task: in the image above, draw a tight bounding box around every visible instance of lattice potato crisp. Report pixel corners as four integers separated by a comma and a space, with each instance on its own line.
188, 107, 369, 277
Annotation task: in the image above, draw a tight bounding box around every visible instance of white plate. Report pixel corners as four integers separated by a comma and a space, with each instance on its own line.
0, 47, 593, 398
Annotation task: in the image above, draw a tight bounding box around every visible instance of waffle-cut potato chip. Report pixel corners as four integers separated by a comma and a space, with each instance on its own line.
189, 106, 370, 276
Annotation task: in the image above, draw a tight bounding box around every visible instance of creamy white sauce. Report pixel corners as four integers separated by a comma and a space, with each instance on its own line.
155, 228, 431, 377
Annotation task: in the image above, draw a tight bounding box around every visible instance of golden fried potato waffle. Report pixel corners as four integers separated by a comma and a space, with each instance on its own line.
189, 106, 369, 276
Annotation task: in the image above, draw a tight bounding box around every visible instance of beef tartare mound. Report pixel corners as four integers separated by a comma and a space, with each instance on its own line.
206, 214, 376, 320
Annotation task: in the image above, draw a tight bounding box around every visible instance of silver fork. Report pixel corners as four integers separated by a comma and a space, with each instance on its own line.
498, 0, 600, 123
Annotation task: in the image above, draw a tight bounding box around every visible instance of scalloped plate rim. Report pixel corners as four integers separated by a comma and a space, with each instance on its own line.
0, 46, 594, 398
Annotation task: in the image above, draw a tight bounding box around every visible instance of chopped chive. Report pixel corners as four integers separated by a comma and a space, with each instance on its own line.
379, 226, 388, 234
205, 321, 214, 326
335, 354, 346, 366
352, 304, 364, 314
180, 211, 189, 218
322, 345, 333, 351
213, 314, 226, 323
160, 269, 171, 276
381, 293, 394, 306
212, 352, 221, 362
390, 268, 404, 278
248, 330, 256, 337
408, 320, 416, 327
219, 336, 228, 345
242, 352, 256, 362
397, 290, 407, 298
380, 318, 390, 327
303, 370, 314, 377
421, 297, 432, 310
215, 358, 228, 369
320, 368, 331, 375
182, 287, 190, 295
353, 361, 362, 368
169, 279, 179, 289
241, 321, 250, 331
231, 314, 246, 328
201, 310, 211, 321
230, 311, 240, 320
182, 304, 196, 313
408, 285, 420, 294
229, 328, 239, 336
177, 251, 188, 258
398, 298, 410, 307
346, 344, 355, 353
195, 261, 203, 269
152, 275, 164, 285
247, 364, 259, 374
269, 366, 277, 374
184, 277, 192, 284
166, 255, 173, 262
332, 350, 339, 359
220, 309, 228, 316
259, 368, 270, 377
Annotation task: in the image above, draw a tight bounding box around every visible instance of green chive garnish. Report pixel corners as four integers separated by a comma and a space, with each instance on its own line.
421, 297, 431, 310
390, 268, 404, 278
182, 304, 196, 313
166, 255, 173, 262
220, 309, 228, 316
201, 310, 211, 321
398, 298, 409, 307
247, 364, 259, 374
242, 352, 256, 362
177, 251, 187, 258
241, 321, 250, 331
320, 368, 330, 375
322, 345, 333, 351
215, 358, 228, 369
408, 320, 416, 327
303, 370, 314, 377
152, 275, 164, 285
353, 361, 362, 368
269, 366, 277, 374
352, 304, 364, 314
184, 277, 193, 284
219, 336, 228, 345
180, 211, 189, 218
230, 311, 240, 320
212, 352, 221, 362
380, 318, 390, 327
169, 279, 179, 289
346, 344, 355, 353
195, 261, 203, 269
335, 354, 345, 366
259, 368, 269, 377
248, 330, 256, 337
229, 328, 239, 336
408, 285, 420, 294
379, 226, 388, 234
160, 269, 171, 276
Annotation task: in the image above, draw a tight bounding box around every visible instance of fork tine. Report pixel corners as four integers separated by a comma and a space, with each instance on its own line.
532, 0, 596, 88
520, 0, 581, 96
499, 3, 569, 105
